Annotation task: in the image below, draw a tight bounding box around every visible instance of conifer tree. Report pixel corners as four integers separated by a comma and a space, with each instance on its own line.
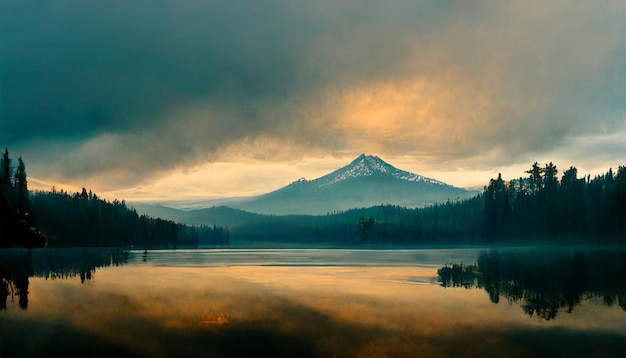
0, 148, 11, 186
526, 162, 543, 193
14, 157, 28, 212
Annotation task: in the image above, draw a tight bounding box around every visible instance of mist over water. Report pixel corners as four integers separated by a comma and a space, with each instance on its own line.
1, 247, 625, 357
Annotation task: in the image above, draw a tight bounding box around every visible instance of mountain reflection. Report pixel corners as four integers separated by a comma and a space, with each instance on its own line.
438, 250, 626, 320
0, 249, 128, 310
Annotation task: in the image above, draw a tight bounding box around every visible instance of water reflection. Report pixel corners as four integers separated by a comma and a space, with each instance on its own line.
0, 249, 128, 310
1, 248, 625, 357
33, 249, 129, 283
438, 250, 626, 320
0, 252, 31, 309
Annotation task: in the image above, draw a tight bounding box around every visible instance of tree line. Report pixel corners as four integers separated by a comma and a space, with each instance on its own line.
482, 162, 626, 242
30, 187, 229, 248
350, 162, 626, 244
0, 148, 228, 248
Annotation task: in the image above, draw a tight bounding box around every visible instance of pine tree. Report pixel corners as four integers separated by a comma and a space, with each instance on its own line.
0, 148, 11, 186
484, 173, 510, 240
543, 162, 559, 194
526, 162, 543, 193
14, 157, 29, 213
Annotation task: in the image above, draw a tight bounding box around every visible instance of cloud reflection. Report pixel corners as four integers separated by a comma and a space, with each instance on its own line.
1, 262, 620, 357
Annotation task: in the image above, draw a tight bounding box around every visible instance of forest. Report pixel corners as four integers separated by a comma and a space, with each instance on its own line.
2, 147, 625, 247
29, 188, 229, 248
337, 162, 626, 244
0, 149, 228, 248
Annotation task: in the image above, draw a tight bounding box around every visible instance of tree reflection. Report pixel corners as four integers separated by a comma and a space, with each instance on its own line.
437, 263, 480, 289
0, 249, 128, 310
0, 250, 32, 310
438, 250, 626, 320
33, 249, 129, 283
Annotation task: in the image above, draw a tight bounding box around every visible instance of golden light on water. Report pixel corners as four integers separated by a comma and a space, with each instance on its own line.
13, 262, 625, 357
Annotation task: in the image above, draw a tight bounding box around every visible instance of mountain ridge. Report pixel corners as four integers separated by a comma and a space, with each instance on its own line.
147, 154, 476, 215
307, 154, 449, 188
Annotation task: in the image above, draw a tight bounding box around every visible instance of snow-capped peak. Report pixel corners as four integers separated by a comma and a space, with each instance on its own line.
311, 154, 448, 187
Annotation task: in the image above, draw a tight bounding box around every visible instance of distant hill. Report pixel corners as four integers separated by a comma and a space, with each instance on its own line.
194, 154, 475, 215
130, 204, 265, 228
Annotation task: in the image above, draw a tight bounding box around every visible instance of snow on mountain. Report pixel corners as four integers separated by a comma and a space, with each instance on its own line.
307, 154, 448, 187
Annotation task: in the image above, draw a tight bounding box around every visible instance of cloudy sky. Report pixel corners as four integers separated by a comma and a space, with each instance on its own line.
2, 1, 626, 203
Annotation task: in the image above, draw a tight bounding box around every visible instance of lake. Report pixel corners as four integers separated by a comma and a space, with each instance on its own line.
1, 247, 625, 357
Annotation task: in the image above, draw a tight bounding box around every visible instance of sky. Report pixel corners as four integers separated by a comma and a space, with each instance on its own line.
2, 1, 626, 203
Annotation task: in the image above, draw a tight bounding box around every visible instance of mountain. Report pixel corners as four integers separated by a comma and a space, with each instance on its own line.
185, 154, 475, 215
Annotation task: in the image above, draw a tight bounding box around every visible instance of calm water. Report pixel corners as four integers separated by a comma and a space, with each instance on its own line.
1, 247, 625, 357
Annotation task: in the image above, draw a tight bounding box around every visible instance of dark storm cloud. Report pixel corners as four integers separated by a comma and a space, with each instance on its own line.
0, 0, 422, 181
1, 1, 314, 138
1, 1, 626, 185
0, 1, 333, 182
